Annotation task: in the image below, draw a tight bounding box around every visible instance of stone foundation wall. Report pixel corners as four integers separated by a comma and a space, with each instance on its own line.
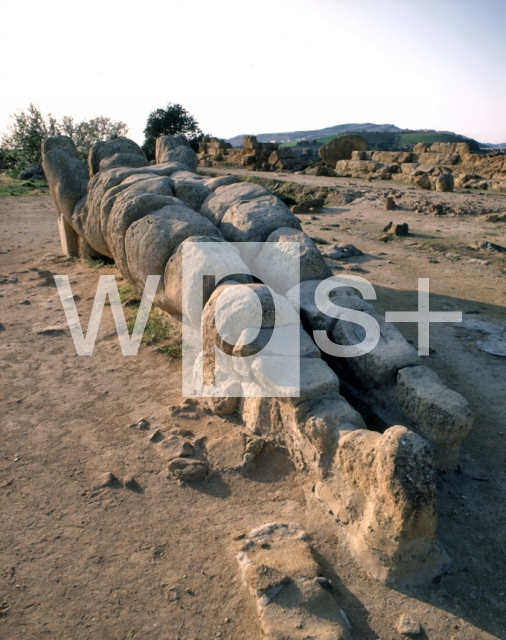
332, 141, 506, 191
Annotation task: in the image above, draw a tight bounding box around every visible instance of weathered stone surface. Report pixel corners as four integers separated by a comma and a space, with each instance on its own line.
42, 147, 89, 220
395, 222, 409, 236
253, 227, 332, 295
124, 203, 221, 290
208, 282, 300, 344
18, 162, 46, 181
330, 296, 420, 386
397, 614, 422, 636
42, 135, 80, 159
155, 135, 197, 172
105, 192, 177, 281
435, 172, 454, 192
242, 135, 260, 150
286, 279, 355, 331
331, 425, 449, 587
99, 153, 148, 172
292, 396, 364, 471
414, 173, 432, 190
171, 170, 212, 211
319, 243, 362, 260
158, 435, 195, 461
397, 365, 473, 469
161, 236, 247, 322
233, 325, 320, 359
268, 147, 303, 171
319, 134, 368, 167
200, 182, 271, 226
88, 138, 146, 176
385, 196, 396, 210
371, 151, 413, 164
250, 356, 340, 403
237, 523, 352, 640
220, 195, 301, 258
167, 457, 209, 482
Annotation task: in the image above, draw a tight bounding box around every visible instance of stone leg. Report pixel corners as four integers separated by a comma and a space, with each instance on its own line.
316, 426, 450, 587
286, 279, 473, 471
57, 214, 79, 256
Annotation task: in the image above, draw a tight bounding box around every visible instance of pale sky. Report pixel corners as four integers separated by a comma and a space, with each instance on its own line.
1, 0, 505, 144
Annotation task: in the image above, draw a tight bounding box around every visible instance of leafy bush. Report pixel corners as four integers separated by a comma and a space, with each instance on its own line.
142, 103, 203, 160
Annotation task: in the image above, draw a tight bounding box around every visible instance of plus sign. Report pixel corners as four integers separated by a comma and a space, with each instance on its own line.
385, 278, 462, 355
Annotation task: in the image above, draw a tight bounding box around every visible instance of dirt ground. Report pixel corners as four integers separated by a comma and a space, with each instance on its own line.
1, 172, 506, 639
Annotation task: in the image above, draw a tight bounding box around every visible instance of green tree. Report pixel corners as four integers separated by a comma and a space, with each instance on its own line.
59, 115, 129, 159
1, 103, 59, 168
1, 103, 129, 169
142, 103, 203, 160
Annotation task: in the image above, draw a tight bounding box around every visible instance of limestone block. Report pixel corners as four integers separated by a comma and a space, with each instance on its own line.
253, 227, 332, 295
396, 365, 473, 469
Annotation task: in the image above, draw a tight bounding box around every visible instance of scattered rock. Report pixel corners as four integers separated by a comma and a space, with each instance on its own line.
159, 435, 195, 461
291, 198, 325, 214
378, 233, 393, 242
123, 476, 142, 492
169, 399, 201, 420
167, 458, 209, 482
385, 196, 396, 210
94, 472, 121, 489
309, 236, 330, 245
171, 428, 195, 438
33, 325, 67, 336
466, 258, 490, 266
320, 243, 363, 260
36, 277, 56, 287
236, 437, 265, 473
469, 240, 506, 253
482, 212, 506, 223
149, 429, 165, 443
397, 614, 422, 636
17, 162, 46, 181
395, 223, 409, 237
127, 418, 150, 430
382, 221, 393, 233
19, 300, 31, 305
414, 173, 431, 190
435, 173, 454, 192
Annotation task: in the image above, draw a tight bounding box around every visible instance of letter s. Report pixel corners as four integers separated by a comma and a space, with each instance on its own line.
312, 275, 380, 357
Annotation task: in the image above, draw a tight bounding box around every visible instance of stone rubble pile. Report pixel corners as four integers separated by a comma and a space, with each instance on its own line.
324, 137, 506, 192
197, 135, 306, 172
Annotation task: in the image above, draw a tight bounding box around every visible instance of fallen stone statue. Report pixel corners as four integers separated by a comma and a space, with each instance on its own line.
42, 134, 473, 599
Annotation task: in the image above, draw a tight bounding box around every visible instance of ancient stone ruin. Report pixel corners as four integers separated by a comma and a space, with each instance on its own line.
197, 134, 306, 172
42, 133, 474, 633
322, 135, 506, 192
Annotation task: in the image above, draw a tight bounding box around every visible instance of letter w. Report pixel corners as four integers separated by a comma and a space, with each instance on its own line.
54, 275, 160, 356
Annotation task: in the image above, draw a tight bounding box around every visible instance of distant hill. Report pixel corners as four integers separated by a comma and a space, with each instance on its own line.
226, 123, 480, 152
226, 123, 405, 147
